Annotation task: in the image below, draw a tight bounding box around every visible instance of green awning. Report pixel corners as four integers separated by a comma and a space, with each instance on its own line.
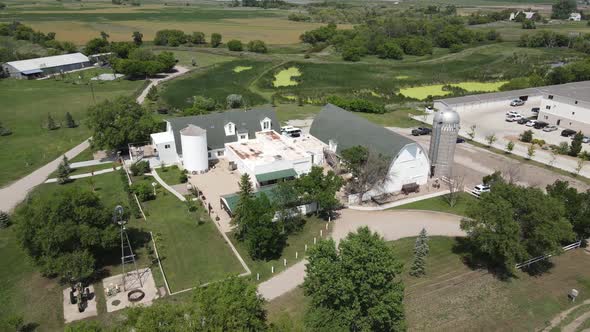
221, 186, 277, 214
255, 168, 297, 183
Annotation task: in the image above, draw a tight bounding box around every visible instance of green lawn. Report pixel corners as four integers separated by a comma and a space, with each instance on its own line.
390, 192, 477, 216
49, 162, 117, 178
231, 216, 330, 283
152, 48, 236, 68
275, 103, 322, 123
154, 165, 185, 186
69, 147, 95, 163
0, 78, 143, 188
267, 236, 590, 331
141, 191, 245, 292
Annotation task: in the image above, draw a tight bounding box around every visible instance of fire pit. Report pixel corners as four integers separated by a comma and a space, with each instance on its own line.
127, 289, 145, 302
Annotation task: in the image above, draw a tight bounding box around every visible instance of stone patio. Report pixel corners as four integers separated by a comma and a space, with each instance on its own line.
102, 268, 159, 313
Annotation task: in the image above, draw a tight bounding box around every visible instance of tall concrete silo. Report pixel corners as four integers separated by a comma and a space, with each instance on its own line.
428, 109, 460, 178
180, 124, 208, 174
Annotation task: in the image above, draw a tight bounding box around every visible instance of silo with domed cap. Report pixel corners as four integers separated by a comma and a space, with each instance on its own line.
428, 109, 460, 178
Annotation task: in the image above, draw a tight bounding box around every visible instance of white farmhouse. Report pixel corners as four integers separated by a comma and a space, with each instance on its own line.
148, 109, 325, 187
310, 104, 430, 202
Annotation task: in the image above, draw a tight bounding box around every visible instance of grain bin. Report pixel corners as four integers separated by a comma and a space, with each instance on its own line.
180, 124, 208, 173
428, 110, 460, 178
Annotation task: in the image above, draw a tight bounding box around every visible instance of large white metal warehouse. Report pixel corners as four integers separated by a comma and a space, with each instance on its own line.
2, 52, 92, 79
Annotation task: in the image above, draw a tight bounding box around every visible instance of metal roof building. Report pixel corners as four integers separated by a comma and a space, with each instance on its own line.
2, 52, 91, 79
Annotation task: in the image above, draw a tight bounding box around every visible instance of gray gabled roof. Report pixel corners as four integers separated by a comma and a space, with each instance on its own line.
166, 109, 279, 154
310, 104, 416, 164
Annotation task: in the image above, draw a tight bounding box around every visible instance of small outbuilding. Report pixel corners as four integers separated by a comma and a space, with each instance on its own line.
2, 52, 91, 79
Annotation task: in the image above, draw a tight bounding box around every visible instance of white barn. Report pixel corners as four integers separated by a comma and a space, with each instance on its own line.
2, 53, 91, 79
310, 104, 430, 202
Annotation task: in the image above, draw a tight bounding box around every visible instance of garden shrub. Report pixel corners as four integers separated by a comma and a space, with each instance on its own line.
179, 173, 188, 183
327, 95, 385, 114
131, 182, 155, 202
227, 40, 243, 51
520, 130, 533, 143
130, 160, 150, 176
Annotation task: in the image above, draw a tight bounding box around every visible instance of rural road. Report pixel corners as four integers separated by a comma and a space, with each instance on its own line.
258, 209, 465, 301
0, 139, 90, 212
136, 65, 189, 104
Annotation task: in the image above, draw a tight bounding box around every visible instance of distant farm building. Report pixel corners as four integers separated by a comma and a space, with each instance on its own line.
569, 13, 582, 21
2, 53, 91, 79
509, 11, 536, 21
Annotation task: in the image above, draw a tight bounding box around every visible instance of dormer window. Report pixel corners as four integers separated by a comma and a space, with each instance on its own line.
261, 117, 272, 131
224, 122, 235, 136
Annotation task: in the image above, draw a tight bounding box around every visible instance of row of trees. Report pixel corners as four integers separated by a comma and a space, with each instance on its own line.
183, 94, 245, 116
500, 57, 590, 90
227, 39, 268, 53
461, 176, 588, 275
0, 22, 77, 56
232, 167, 343, 260
519, 30, 590, 56
154, 29, 222, 48
300, 19, 501, 61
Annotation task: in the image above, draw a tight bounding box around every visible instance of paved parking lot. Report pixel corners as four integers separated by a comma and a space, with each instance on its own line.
456, 100, 589, 152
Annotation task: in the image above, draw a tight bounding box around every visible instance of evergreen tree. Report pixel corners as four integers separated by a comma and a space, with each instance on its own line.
232, 174, 254, 240
409, 228, 429, 277
0, 210, 10, 228
57, 155, 71, 184
570, 131, 584, 156
65, 112, 76, 128
47, 113, 58, 130
146, 85, 158, 101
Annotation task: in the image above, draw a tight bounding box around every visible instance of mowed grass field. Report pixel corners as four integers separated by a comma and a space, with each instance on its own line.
267, 236, 590, 331
0, 1, 339, 45
0, 78, 143, 188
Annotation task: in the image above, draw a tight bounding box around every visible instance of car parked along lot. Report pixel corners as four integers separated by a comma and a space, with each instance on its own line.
510, 99, 525, 106
411, 127, 432, 136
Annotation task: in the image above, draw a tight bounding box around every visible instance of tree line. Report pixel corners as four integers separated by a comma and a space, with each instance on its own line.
300, 18, 502, 61
0, 22, 77, 64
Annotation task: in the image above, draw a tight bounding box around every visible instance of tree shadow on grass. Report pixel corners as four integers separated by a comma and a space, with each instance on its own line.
521, 260, 555, 277
451, 237, 514, 281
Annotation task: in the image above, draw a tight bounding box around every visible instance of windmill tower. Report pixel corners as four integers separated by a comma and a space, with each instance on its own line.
113, 206, 143, 291
428, 109, 460, 178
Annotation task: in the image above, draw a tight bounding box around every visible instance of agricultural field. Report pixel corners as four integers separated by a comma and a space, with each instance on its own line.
0, 0, 333, 45
0, 77, 144, 188
267, 236, 590, 331
469, 20, 590, 42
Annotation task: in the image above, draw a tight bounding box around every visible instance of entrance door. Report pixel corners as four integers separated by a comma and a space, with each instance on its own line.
557, 119, 561, 126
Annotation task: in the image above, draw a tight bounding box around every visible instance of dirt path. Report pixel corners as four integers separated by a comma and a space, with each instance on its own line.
136, 65, 189, 104
258, 209, 464, 301
543, 299, 590, 332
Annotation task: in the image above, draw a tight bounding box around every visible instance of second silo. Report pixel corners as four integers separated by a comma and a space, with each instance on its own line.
428, 109, 460, 178
180, 124, 208, 174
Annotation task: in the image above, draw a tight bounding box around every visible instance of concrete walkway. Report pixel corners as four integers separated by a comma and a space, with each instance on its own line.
136, 65, 189, 104
258, 209, 465, 301
70, 159, 112, 168
45, 166, 121, 183
0, 139, 90, 212
151, 170, 186, 202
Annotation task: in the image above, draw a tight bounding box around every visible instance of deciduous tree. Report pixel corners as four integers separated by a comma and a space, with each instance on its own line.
211, 33, 222, 47
87, 97, 159, 150
304, 227, 405, 331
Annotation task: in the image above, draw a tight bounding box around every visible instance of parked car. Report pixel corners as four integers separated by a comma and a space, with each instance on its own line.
534, 121, 549, 129
280, 126, 302, 138
506, 110, 520, 116
411, 127, 432, 136
584, 137, 590, 143
561, 129, 576, 137
543, 125, 558, 132
472, 184, 491, 196
531, 107, 540, 113
456, 137, 465, 143
517, 118, 529, 125
525, 120, 537, 127
510, 99, 525, 106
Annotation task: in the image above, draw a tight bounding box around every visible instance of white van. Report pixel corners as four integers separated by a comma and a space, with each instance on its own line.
280, 126, 302, 138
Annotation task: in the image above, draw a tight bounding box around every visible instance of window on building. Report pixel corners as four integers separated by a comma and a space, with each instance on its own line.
263, 120, 271, 130
239, 134, 247, 140
544, 115, 548, 120
208, 152, 211, 158
225, 122, 235, 136
217, 150, 224, 157
164, 144, 170, 149
572, 112, 575, 115
548, 95, 553, 100
575, 101, 578, 104
546, 105, 551, 110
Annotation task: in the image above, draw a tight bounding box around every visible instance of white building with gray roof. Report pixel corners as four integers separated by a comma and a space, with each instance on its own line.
2, 53, 91, 79
434, 81, 590, 133
310, 104, 430, 203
